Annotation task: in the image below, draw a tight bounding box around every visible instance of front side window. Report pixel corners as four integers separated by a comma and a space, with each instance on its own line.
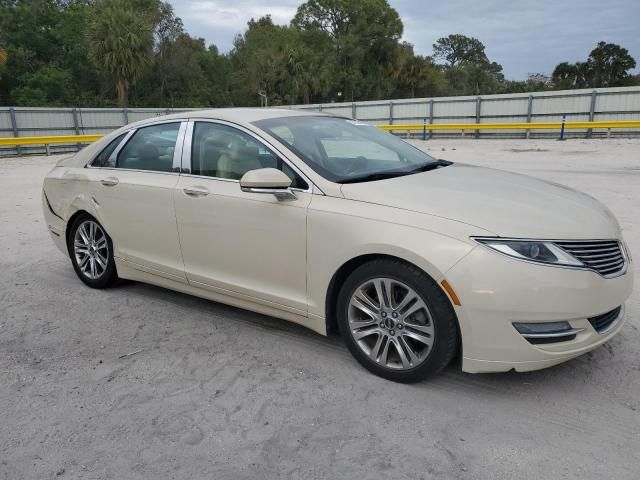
116, 123, 180, 172
191, 122, 308, 189
91, 133, 127, 168
253, 116, 440, 183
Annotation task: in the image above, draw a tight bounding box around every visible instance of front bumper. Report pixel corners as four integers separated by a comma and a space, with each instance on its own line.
445, 245, 634, 373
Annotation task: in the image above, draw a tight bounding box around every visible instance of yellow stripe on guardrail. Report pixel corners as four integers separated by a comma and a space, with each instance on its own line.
0, 134, 103, 147
0, 120, 639, 147
378, 120, 640, 131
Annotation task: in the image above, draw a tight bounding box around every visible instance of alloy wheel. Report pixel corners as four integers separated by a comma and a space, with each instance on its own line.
348, 277, 435, 370
73, 220, 109, 280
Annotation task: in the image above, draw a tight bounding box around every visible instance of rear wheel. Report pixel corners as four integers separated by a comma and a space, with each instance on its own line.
337, 259, 459, 383
68, 214, 117, 288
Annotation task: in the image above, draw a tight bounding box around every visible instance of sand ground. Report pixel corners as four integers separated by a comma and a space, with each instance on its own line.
1, 138, 639, 479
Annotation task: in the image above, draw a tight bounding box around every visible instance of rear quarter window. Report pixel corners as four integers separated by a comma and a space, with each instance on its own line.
90, 133, 127, 168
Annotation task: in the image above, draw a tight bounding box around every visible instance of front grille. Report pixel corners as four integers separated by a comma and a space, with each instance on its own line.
554, 240, 626, 277
588, 306, 622, 333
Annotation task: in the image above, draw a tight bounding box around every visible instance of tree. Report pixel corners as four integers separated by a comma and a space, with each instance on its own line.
86, 0, 155, 107
432, 34, 504, 94
551, 62, 588, 89
433, 34, 488, 67
293, 0, 404, 100
587, 41, 636, 87
12, 65, 73, 105
392, 43, 449, 98
552, 42, 637, 89
0, 47, 6, 78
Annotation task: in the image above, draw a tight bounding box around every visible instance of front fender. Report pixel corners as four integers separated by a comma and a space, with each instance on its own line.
306, 195, 486, 318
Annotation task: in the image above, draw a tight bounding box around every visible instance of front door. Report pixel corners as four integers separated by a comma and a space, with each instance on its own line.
86, 121, 187, 282
174, 121, 311, 314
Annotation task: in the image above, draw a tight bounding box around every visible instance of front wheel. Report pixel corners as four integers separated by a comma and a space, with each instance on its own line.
337, 259, 459, 383
68, 214, 118, 288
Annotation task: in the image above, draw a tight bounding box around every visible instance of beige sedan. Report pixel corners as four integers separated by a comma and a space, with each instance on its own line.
42, 109, 633, 382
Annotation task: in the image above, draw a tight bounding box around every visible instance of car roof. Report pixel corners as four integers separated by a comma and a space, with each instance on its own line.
135, 107, 327, 127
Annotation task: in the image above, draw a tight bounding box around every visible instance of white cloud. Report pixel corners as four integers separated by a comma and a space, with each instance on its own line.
174, 0, 298, 50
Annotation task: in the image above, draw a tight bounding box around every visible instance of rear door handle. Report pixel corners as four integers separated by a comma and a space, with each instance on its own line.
183, 186, 210, 197
100, 177, 119, 186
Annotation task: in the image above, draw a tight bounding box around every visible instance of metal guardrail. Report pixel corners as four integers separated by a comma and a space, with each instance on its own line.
380, 119, 640, 141
1, 120, 639, 153
378, 120, 640, 131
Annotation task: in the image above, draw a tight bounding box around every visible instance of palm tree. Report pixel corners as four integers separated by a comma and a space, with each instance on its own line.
0, 47, 7, 71
86, 0, 154, 107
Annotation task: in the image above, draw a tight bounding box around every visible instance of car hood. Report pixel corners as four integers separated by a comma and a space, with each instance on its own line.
340, 164, 620, 239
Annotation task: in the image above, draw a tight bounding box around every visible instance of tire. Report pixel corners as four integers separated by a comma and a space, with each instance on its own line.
337, 258, 459, 383
68, 214, 118, 289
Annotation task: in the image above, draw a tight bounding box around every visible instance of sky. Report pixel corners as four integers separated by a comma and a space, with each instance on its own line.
170, 0, 640, 80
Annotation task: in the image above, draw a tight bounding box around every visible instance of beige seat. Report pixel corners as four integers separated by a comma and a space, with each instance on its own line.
216, 144, 261, 180
196, 132, 231, 176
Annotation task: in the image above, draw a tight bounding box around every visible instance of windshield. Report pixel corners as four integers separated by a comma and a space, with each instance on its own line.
253, 116, 440, 183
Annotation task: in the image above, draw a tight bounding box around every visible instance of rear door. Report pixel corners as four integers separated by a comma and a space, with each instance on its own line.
85, 121, 188, 282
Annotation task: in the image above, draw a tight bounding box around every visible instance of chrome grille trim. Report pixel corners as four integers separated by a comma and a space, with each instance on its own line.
554, 240, 626, 277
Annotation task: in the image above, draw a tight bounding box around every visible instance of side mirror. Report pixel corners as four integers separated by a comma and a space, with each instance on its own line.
239, 168, 297, 201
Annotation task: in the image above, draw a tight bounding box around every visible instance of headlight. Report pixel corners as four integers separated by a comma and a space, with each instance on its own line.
473, 238, 583, 267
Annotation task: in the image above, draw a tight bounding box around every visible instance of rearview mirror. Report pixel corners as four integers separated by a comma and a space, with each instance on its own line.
239, 168, 296, 201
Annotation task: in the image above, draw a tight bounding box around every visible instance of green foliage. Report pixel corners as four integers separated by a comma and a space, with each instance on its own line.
432, 34, 505, 95
12, 65, 73, 105
0, 1, 637, 107
292, 0, 403, 100
433, 34, 489, 67
86, 0, 155, 106
552, 41, 638, 89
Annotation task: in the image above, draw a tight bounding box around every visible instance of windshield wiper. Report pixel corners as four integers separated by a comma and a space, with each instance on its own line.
338, 159, 453, 184
407, 159, 453, 173
338, 170, 412, 184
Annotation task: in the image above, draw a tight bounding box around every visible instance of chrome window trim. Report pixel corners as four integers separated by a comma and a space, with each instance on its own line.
180, 119, 322, 195
172, 122, 188, 172
86, 118, 188, 170
80, 166, 179, 176
181, 121, 195, 174
472, 236, 628, 279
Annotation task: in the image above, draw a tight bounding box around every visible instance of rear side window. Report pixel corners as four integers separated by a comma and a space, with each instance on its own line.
91, 133, 126, 168
116, 123, 181, 172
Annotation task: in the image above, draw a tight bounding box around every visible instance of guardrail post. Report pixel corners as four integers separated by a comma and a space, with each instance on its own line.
475, 96, 482, 138
587, 90, 597, 139
526, 95, 533, 139
389, 101, 394, 125
318, 104, 323, 112
422, 118, 427, 141
428, 99, 434, 139
559, 113, 566, 141
122, 108, 129, 125
9, 107, 21, 156
351, 102, 357, 120
72, 108, 82, 151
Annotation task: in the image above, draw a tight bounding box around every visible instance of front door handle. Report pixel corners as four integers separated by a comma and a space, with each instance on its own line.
100, 177, 119, 187
183, 186, 210, 197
